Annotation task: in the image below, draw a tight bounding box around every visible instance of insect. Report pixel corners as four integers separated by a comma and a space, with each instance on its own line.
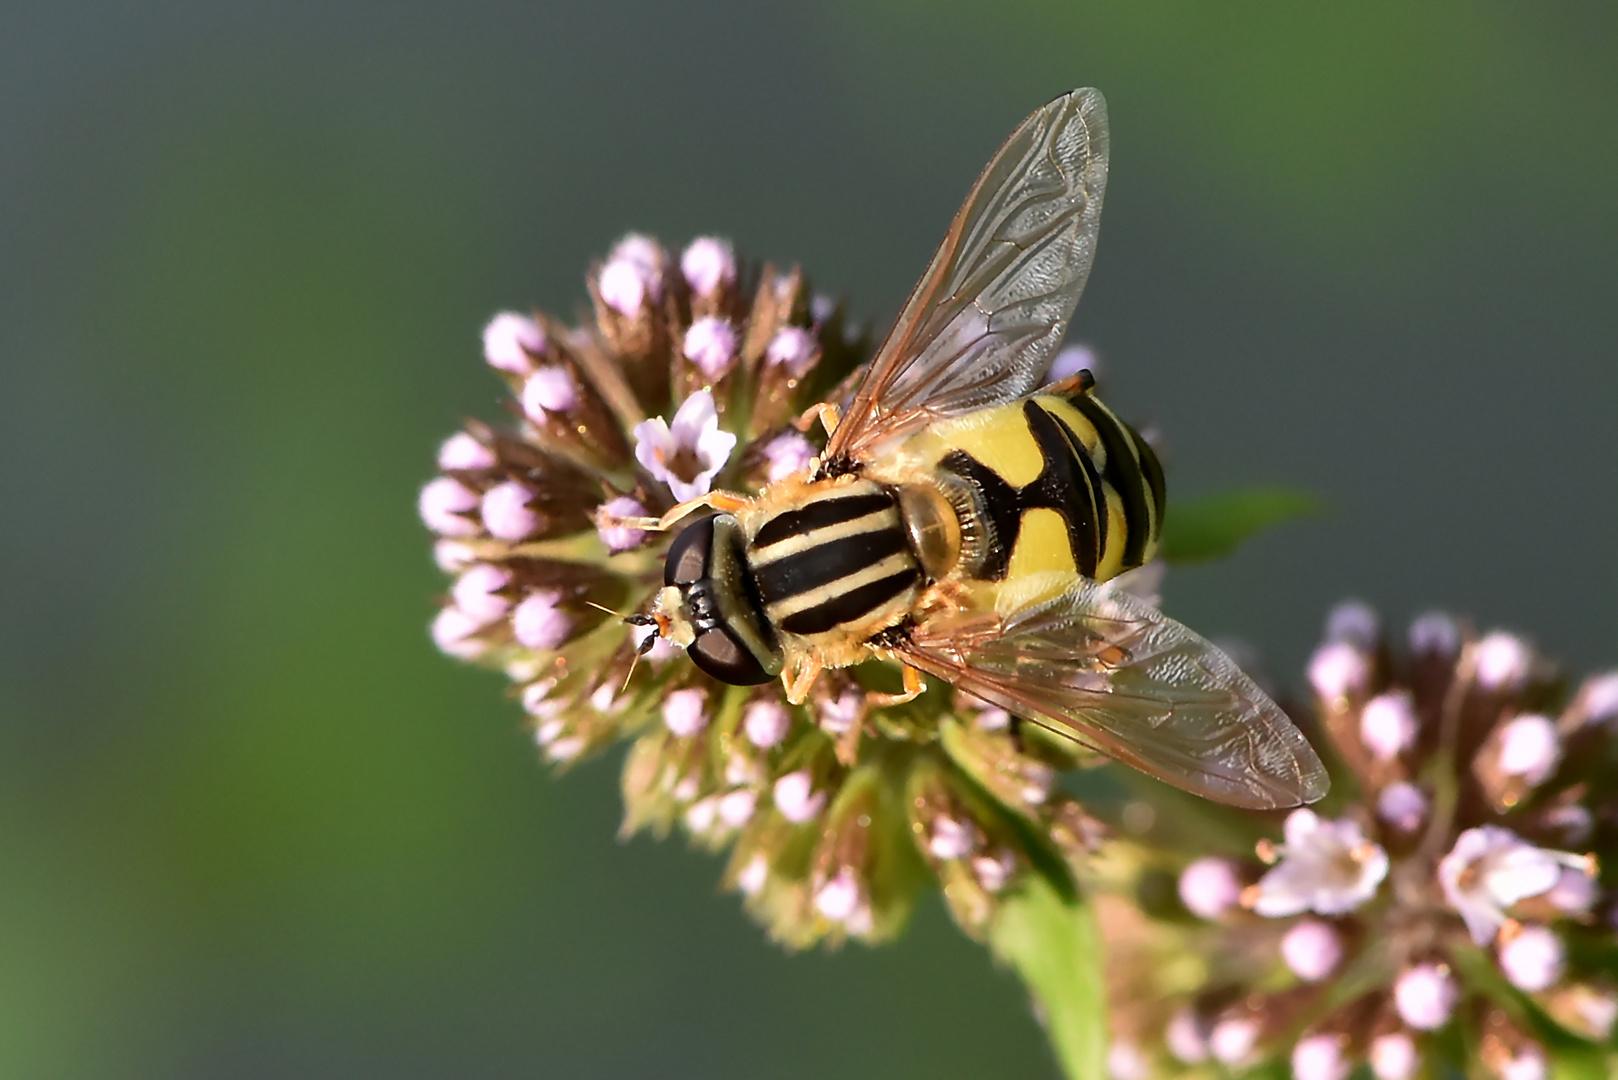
619, 88, 1328, 810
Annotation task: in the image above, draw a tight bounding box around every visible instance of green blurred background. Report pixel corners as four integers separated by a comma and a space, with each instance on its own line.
2, 2, 1614, 1077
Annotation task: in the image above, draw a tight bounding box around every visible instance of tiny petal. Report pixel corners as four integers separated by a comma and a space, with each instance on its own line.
680, 236, 735, 297
1249, 810, 1388, 917
1369, 1032, 1419, 1080
1047, 343, 1098, 383
1545, 865, 1598, 914
633, 391, 736, 502
483, 311, 544, 373
1361, 690, 1418, 760
1376, 781, 1429, 833
420, 477, 482, 536
1495, 1044, 1548, 1080
1281, 918, 1344, 982
599, 258, 649, 315
1325, 598, 1380, 649
1395, 963, 1457, 1030
662, 688, 708, 738
718, 788, 757, 829
451, 563, 512, 623
511, 590, 570, 650
1178, 857, 1244, 920
1292, 1034, 1351, 1080
1209, 1016, 1260, 1065
522, 365, 578, 414
1408, 610, 1461, 658
1475, 631, 1532, 691
438, 431, 496, 471
762, 433, 817, 481
481, 480, 540, 541
683, 316, 739, 380
1496, 714, 1560, 785
684, 796, 717, 834
1308, 641, 1370, 702
596, 496, 648, 552
431, 606, 488, 659
1498, 924, 1564, 992
773, 770, 824, 824
765, 325, 817, 377
1164, 1007, 1209, 1064
743, 700, 791, 748
971, 849, 1016, 892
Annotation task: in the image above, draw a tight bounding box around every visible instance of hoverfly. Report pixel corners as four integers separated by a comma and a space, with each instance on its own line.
619, 88, 1328, 810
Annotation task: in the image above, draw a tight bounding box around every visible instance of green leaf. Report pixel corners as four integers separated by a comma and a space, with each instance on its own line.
989, 874, 1107, 1080
1159, 487, 1324, 564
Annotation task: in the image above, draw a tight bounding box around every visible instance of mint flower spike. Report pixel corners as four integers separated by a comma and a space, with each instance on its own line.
1112, 601, 1618, 1079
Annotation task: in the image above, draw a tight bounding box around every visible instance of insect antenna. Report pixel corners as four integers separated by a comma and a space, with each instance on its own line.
586, 602, 662, 692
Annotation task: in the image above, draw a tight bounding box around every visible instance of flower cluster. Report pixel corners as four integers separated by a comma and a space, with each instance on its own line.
1107, 602, 1618, 1080
421, 234, 1109, 948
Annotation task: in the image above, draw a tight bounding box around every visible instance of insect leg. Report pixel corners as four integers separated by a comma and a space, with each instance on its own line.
793, 401, 843, 438
781, 655, 824, 705
594, 490, 751, 533
864, 663, 926, 707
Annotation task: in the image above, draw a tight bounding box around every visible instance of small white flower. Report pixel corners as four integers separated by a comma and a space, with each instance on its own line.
1475, 631, 1532, 690
680, 236, 735, 297
1407, 610, 1460, 658
1394, 963, 1457, 1030
482, 311, 544, 374
765, 325, 818, 377
1369, 1031, 1419, 1080
522, 365, 578, 414
1325, 598, 1380, 649
430, 606, 486, 660
1438, 826, 1563, 945
437, 431, 496, 471
1376, 781, 1429, 833
1178, 857, 1244, 920
595, 495, 648, 552
1494, 1044, 1548, 1080
511, 590, 570, 650
1106, 1040, 1150, 1080
1247, 809, 1388, 917
742, 700, 791, 748
717, 788, 757, 829
451, 564, 512, 623
927, 816, 978, 861
817, 689, 861, 735
736, 853, 768, 896
1208, 1015, 1259, 1066
1292, 1033, 1351, 1080
662, 687, 709, 738
1496, 714, 1560, 785
1281, 918, 1343, 982
813, 866, 864, 922
1581, 670, 1618, 725
1498, 923, 1564, 992
632, 390, 737, 502
1164, 1007, 1209, 1064
1047, 343, 1098, 383
598, 233, 665, 316
1307, 641, 1371, 703
773, 770, 824, 824
1360, 690, 1418, 761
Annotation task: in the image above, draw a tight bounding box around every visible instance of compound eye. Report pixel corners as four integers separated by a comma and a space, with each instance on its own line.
689, 626, 773, 686
664, 514, 716, 587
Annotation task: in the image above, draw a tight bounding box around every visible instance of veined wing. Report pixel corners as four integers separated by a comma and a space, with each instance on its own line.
893, 578, 1329, 809
824, 88, 1109, 465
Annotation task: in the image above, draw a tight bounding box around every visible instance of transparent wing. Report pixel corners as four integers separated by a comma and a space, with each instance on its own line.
894, 579, 1329, 809
824, 88, 1109, 464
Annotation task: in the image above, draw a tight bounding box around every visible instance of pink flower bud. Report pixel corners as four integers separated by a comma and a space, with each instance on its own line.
1546, 865, 1598, 914
662, 688, 708, 738
742, 699, 791, 748
773, 770, 824, 824
762, 433, 817, 482
1048, 343, 1098, 383
718, 788, 757, 829
1164, 1007, 1209, 1064
433, 539, 477, 573
481, 480, 540, 541
419, 477, 482, 536
595, 496, 648, 552
1325, 598, 1380, 649
437, 431, 496, 471
522, 365, 578, 415
736, 853, 768, 896
511, 590, 569, 650
1209, 1016, 1259, 1065
1369, 1032, 1418, 1080
1408, 610, 1460, 658
765, 325, 817, 377
928, 816, 977, 860
1308, 641, 1370, 702
1583, 671, 1618, 725
1498, 924, 1564, 992
483, 311, 545, 374
1376, 781, 1429, 833
1475, 631, 1532, 691
1361, 690, 1417, 760
1394, 963, 1457, 1030
1292, 1034, 1351, 1080
1496, 714, 1560, 785
683, 316, 738, 380
431, 605, 486, 660
813, 866, 864, 922
1281, 918, 1344, 982
680, 236, 735, 296
1178, 857, 1243, 920
451, 563, 512, 623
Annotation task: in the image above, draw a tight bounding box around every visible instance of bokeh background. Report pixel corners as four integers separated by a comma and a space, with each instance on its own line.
2, 2, 1614, 1077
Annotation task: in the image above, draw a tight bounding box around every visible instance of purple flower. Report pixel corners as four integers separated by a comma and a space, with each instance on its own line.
511, 590, 570, 650
1376, 781, 1429, 833
1291, 1033, 1351, 1080
773, 770, 824, 824
481, 480, 541, 541
1360, 690, 1417, 760
1475, 631, 1532, 691
1178, 857, 1243, 920
1308, 641, 1371, 703
431, 606, 487, 660
1247, 809, 1388, 917
1497, 923, 1564, 992
522, 366, 579, 415
761, 432, 817, 482
1395, 962, 1458, 1030
437, 431, 496, 471
1369, 1032, 1419, 1080
451, 564, 512, 623
742, 699, 791, 749
662, 687, 708, 738
1280, 918, 1343, 982
483, 311, 545, 374
1495, 714, 1560, 786
1047, 343, 1097, 383
765, 326, 817, 377
632, 390, 736, 502
599, 233, 664, 315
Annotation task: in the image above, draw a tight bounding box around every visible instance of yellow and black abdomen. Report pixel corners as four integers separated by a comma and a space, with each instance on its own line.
906, 389, 1164, 586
